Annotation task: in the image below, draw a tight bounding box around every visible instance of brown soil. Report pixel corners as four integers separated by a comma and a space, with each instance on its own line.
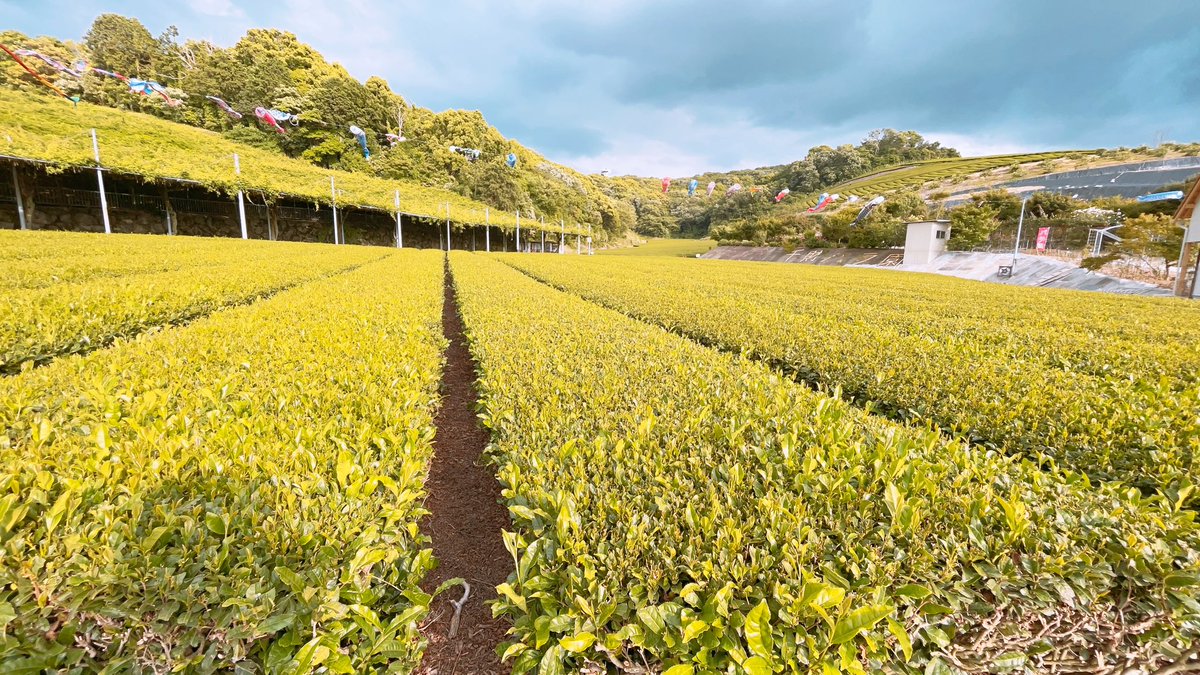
416, 258, 513, 674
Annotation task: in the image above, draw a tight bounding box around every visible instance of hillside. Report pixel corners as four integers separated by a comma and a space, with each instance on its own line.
0, 89, 552, 230
1, 20, 626, 237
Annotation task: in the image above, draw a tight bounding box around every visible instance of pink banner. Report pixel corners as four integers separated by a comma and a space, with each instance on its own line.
1035, 227, 1050, 252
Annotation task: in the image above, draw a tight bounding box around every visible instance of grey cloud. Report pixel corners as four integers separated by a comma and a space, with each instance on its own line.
9, 0, 1200, 174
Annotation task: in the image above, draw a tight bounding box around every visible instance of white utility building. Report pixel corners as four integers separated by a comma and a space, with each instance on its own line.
903, 220, 951, 266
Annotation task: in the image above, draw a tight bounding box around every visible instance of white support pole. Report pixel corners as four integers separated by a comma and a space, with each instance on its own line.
516, 211, 521, 252
560, 219, 565, 255
91, 129, 111, 234
588, 224, 593, 255
11, 164, 26, 230
445, 203, 451, 252
576, 229, 581, 255
394, 190, 403, 248
330, 176, 339, 244
541, 216, 545, 252
234, 154, 248, 240
1013, 195, 1028, 266
485, 207, 491, 252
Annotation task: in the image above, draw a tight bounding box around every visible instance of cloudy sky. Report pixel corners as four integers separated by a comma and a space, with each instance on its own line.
5, 0, 1199, 176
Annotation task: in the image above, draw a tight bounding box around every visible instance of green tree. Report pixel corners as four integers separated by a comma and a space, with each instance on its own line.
809, 144, 869, 185
776, 160, 822, 193
1117, 213, 1183, 276
85, 14, 161, 77
948, 204, 999, 250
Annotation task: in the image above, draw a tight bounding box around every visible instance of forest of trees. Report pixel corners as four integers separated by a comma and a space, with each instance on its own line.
0, 16, 637, 238
619, 129, 961, 238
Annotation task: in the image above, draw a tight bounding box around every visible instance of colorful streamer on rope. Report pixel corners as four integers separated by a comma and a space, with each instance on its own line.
255, 107, 287, 134
386, 133, 406, 146
506, 152, 518, 169
807, 192, 838, 212
89, 67, 128, 82
255, 108, 299, 134
14, 49, 84, 77
0, 44, 74, 100
688, 179, 698, 197
725, 183, 742, 196
206, 95, 243, 119
1136, 190, 1184, 203
127, 78, 181, 106
706, 181, 716, 197
662, 177, 671, 193
850, 195, 885, 226
350, 125, 370, 159
775, 188, 791, 203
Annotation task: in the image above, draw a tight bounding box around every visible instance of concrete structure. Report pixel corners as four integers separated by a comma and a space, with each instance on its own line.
902, 220, 951, 266
701, 244, 1170, 297
898, 251, 1172, 296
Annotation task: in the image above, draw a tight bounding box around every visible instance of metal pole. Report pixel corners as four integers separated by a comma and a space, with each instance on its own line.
589, 224, 593, 255
516, 211, 520, 252
1013, 195, 1028, 266
11, 164, 26, 230
91, 129, 111, 234
576, 229, 581, 255
234, 154, 248, 239
330, 176, 339, 244
560, 219, 565, 255
445, 203, 451, 251
394, 190, 403, 248
485, 207, 491, 252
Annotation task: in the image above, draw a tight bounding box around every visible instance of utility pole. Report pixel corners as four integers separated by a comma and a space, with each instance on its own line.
445, 203, 451, 252
394, 190, 403, 248
11, 165, 25, 230
330, 176, 339, 244
91, 129, 111, 234
234, 154, 247, 239
1013, 194, 1029, 266
485, 207, 491, 252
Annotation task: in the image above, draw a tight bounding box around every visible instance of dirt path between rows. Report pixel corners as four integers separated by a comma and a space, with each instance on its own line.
416, 258, 512, 675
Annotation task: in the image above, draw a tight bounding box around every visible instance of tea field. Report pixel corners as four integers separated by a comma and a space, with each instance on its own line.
1, 231, 1197, 673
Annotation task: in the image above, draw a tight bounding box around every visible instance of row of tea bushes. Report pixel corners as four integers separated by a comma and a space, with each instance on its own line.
0, 231, 341, 290
502, 254, 1200, 503
0, 251, 446, 671
451, 253, 1200, 674
0, 237, 382, 372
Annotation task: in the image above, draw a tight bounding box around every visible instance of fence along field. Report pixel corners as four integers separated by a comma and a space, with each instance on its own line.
503, 254, 1200, 505
0, 250, 447, 671
0, 231, 383, 373
450, 253, 1200, 674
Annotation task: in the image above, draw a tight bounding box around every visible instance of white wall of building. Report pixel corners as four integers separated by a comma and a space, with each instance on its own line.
903, 220, 951, 266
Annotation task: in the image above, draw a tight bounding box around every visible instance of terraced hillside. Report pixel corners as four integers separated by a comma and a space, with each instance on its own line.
0, 90, 585, 234
799, 152, 1087, 207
